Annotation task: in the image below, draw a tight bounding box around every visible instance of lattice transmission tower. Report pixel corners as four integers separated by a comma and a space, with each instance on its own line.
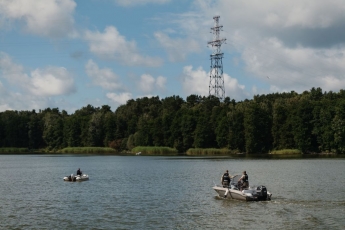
208, 16, 226, 101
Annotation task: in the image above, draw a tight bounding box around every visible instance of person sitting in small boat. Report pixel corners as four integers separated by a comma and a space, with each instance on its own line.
221, 170, 231, 187
238, 170, 249, 191
77, 168, 82, 176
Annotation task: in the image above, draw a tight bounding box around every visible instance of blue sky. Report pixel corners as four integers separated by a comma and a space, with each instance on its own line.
1, 0, 345, 113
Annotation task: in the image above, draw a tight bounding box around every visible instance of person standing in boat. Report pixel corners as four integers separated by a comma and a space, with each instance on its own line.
221, 170, 231, 187
238, 170, 249, 190
77, 168, 82, 176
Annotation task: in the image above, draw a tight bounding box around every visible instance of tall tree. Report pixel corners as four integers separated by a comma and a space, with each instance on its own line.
103, 111, 117, 146
64, 116, 81, 147
88, 112, 104, 147
272, 99, 295, 150
244, 102, 272, 153
332, 100, 345, 153
28, 111, 44, 149
43, 111, 64, 150
290, 98, 317, 153
228, 105, 245, 152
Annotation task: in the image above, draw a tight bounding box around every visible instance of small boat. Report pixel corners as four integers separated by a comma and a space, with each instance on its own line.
213, 175, 272, 201
63, 174, 89, 182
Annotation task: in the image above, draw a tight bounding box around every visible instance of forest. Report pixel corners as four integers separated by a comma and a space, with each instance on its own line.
1, 87, 345, 154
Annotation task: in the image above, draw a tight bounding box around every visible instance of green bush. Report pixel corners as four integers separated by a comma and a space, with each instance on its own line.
0, 148, 29, 153
269, 149, 302, 155
186, 148, 239, 156
58, 147, 117, 154
131, 146, 178, 155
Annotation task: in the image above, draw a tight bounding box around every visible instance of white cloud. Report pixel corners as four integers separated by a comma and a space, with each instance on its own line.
139, 74, 155, 93
156, 76, 166, 89
0, 52, 30, 86
182, 66, 208, 96
155, 12, 211, 57
0, 68, 37, 111
0, 52, 76, 111
85, 60, 122, 90
30, 67, 76, 96
0, 83, 68, 112
107, 92, 132, 105
204, 0, 345, 30
0, 103, 11, 111
0, 80, 7, 96
0, 89, 67, 112
182, 65, 248, 100
84, 26, 163, 67
114, 0, 170, 7
138, 74, 167, 93
174, 0, 345, 94
0, 0, 76, 37
154, 32, 201, 62
242, 38, 345, 93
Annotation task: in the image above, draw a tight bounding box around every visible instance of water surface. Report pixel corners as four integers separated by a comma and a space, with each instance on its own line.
0, 155, 344, 229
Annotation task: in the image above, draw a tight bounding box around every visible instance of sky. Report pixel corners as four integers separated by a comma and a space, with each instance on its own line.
0, 0, 345, 113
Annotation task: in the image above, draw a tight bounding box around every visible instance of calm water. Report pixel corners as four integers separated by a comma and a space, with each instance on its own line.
0, 155, 344, 229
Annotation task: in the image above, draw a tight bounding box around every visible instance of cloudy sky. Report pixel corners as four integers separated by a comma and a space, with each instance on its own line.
0, 0, 345, 113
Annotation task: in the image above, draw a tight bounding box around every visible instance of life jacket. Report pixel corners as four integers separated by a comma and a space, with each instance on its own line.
223, 173, 230, 182
242, 174, 248, 182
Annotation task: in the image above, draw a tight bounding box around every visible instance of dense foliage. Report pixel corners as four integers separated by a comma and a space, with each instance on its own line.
1, 87, 345, 154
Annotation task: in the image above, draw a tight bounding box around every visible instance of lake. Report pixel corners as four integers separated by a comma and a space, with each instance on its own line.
0, 155, 344, 229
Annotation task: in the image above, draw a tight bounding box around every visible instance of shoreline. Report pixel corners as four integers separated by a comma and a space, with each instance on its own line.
0, 147, 343, 157
0, 152, 344, 159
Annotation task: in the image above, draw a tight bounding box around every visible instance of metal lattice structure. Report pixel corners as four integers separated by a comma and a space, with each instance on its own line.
208, 16, 226, 101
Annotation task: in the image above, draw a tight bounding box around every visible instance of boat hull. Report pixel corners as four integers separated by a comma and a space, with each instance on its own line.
213, 186, 271, 201
213, 186, 251, 201
63, 174, 89, 182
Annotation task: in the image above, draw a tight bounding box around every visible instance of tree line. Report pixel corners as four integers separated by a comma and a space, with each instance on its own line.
1, 87, 345, 154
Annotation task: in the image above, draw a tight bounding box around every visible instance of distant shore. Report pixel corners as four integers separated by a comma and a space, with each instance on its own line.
0, 147, 343, 158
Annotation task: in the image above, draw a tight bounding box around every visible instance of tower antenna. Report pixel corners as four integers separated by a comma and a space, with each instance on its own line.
208, 16, 226, 100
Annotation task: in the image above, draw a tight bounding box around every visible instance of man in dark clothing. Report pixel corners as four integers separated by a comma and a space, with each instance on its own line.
77, 168, 82, 176
238, 170, 249, 191
221, 170, 231, 187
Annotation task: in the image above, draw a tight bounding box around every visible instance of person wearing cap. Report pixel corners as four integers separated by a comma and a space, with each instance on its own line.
238, 170, 249, 191
221, 170, 231, 187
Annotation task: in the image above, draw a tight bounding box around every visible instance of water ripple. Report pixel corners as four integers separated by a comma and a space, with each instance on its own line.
0, 156, 344, 229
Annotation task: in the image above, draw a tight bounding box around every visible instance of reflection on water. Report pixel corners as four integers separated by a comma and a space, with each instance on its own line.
0, 155, 344, 229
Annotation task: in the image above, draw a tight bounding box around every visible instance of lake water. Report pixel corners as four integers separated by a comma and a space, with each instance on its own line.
0, 155, 344, 229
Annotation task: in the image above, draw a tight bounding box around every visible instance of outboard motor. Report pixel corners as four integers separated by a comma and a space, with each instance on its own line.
256, 186, 268, 200
261, 186, 267, 200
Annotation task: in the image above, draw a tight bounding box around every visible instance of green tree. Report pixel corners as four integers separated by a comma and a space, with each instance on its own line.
181, 112, 197, 151
64, 116, 81, 147
28, 111, 44, 149
43, 111, 64, 150
228, 105, 245, 152
88, 112, 104, 147
272, 99, 295, 150
103, 111, 117, 146
244, 102, 272, 153
194, 113, 215, 148
290, 99, 317, 153
332, 100, 345, 153
1, 111, 30, 147
215, 116, 229, 148
134, 116, 153, 146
